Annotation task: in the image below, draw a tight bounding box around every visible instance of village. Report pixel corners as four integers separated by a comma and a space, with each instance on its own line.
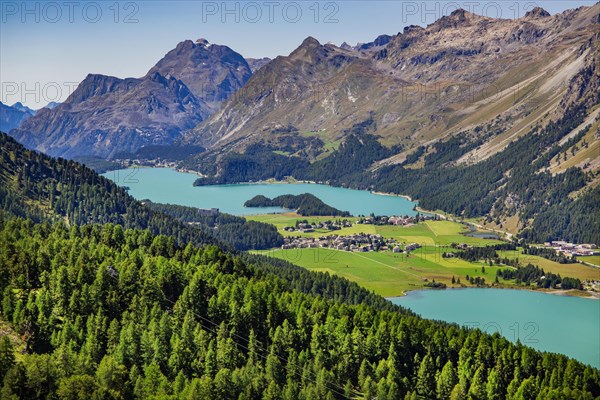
112, 157, 179, 169
283, 219, 352, 233
354, 214, 430, 226
282, 213, 430, 234
541, 240, 599, 257
281, 233, 422, 254
278, 214, 440, 253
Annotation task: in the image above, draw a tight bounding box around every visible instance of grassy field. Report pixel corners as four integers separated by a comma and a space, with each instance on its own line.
254, 246, 504, 297
579, 255, 600, 267
496, 250, 600, 281
246, 214, 503, 247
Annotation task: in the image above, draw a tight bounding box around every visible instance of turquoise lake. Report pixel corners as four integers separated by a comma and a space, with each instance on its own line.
391, 289, 600, 368
102, 167, 418, 216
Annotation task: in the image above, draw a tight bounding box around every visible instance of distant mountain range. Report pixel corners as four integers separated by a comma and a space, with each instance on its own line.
10, 39, 252, 158
44, 101, 61, 110
10, 102, 37, 115
0, 102, 35, 132
183, 5, 599, 167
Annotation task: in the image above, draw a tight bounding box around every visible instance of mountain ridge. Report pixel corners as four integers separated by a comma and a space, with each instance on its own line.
182, 3, 599, 169
10, 71, 207, 158
9, 39, 253, 158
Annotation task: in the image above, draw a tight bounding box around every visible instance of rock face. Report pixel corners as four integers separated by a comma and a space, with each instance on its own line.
0, 102, 34, 133
11, 73, 206, 158
182, 4, 600, 165
181, 36, 359, 147
357, 34, 393, 50
10, 39, 252, 158
525, 7, 551, 19
146, 39, 252, 112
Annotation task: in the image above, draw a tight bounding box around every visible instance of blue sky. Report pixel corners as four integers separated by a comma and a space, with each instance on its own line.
1, 0, 596, 107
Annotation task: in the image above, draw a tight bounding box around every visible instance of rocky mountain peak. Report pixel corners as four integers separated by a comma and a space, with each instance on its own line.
403, 25, 424, 35
175, 40, 195, 51
66, 74, 136, 104
11, 102, 35, 115
8, 37, 252, 158
525, 7, 551, 19
147, 39, 252, 109
0, 101, 35, 133
358, 34, 393, 51
450, 8, 468, 19
44, 101, 61, 110
289, 36, 328, 60
300, 36, 321, 49
246, 57, 271, 72
431, 8, 480, 31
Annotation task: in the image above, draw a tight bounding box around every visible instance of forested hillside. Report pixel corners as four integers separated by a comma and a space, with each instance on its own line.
1, 218, 599, 399
145, 202, 284, 251
0, 136, 283, 252
0, 132, 218, 248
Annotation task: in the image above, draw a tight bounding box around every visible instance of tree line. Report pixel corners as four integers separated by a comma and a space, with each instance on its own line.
497, 264, 583, 290
244, 194, 350, 217
145, 202, 284, 251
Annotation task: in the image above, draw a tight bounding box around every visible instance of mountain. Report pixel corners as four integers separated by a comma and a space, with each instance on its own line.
183, 5, 599, 165
179, 5, 599, 240
10, 102, 36, 115
356, 34, 393, 50
146, 38, 252, 112
182, 36, 359, 149
1, 133, 599, 400
0, 101, 35, 132
10, 72, 206, 158
43, 101, 60, 110
246, 57, 272, 72
9, 39, 252, 158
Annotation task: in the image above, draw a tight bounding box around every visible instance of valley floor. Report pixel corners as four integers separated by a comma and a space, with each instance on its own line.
248, 216, 600, 298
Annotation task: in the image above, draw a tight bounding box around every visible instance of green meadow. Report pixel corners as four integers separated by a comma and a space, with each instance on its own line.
248, 214, 599, 297
253, 246, 504, 297
497, 250, 600, 282
579, 255, 600, 267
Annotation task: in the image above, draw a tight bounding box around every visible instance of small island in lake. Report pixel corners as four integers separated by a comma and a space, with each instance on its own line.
244, 193, 351, 216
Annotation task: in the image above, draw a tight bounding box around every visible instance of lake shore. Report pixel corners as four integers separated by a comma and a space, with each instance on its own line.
175, 167, 205, 178
396, 285, 600, 300
103, 167, 419, 216
370, 190, 414, 202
